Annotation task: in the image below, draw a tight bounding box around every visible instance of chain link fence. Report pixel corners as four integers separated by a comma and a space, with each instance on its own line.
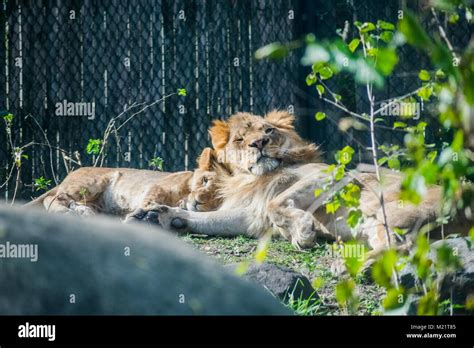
0, 0, 471, 201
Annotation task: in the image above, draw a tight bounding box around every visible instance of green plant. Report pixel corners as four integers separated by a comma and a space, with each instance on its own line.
286, 290, 326, 316
33, 176, 52, 192
257, 0, 473, 316
79, 187, 88, 204
148, 157, 164, 171
86, 139, 102, 155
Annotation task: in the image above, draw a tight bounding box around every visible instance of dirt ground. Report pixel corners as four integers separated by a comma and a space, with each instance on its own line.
180, 234, 386, 315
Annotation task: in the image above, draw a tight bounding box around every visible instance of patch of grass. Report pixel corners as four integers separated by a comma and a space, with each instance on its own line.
180, 234, 385, 316
286, 293, 328, 316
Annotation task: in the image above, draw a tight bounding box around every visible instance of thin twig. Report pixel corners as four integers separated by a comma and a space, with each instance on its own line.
431, 8, 459, 59
361, 31, 400, 289
25, 113, 58, 185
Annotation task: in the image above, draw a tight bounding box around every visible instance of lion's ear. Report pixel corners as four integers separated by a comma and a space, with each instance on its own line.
197, 147, 216, 171
209, 119, 230, 150
265, 110, 295, 130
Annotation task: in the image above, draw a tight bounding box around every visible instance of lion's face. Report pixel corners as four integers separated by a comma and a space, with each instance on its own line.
209, 110, 318, 175
185, 169, 221, 212
180, 147, 223, 212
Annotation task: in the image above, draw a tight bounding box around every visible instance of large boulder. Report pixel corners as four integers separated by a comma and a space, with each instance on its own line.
399, 237, 474, 314
433, 237, 474, 313
0, 205, 289, 315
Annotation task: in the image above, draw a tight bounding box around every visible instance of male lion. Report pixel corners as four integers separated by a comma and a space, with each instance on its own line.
25, 148, 224, 221
142, 110, 468, 253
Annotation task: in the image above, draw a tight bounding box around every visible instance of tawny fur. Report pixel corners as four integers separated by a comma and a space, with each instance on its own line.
24, 148, 223, 219
151, 110, 470, 253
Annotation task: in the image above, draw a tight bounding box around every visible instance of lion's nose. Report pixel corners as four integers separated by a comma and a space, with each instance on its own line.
249, 137, 269, 150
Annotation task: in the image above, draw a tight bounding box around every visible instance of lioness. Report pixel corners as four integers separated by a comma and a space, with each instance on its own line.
141, 110, 468, 252
25, 148, 223, 220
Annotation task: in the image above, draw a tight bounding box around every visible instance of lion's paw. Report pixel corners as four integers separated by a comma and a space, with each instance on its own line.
290, 210, 318, 249
126, 205, 190, 231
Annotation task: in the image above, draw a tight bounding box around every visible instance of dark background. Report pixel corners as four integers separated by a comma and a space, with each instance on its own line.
0, 0, 472, 201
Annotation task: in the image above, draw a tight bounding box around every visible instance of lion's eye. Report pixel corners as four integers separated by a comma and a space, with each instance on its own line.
234, 137, 243, 143
202, 177, 209, 185
265, 127, 275, 134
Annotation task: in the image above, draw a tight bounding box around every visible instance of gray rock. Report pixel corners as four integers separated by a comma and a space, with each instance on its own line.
399, 237, 474, 314
0, 204, 289, 315
432, 237, 474, 313
228, 262, 317, 303
399, 262, 419, 290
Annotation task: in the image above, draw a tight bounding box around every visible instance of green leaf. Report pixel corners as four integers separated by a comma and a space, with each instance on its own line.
398, 11, 433, 50
347, 209, 363, 228
417, 291, 439, 315
34, 176, 52, 192
377, 20, 395, 31
343, 241, 365, 277
326, 196, 341, 214
255, 42, 289, 60
86, 139, 102, 155
335, 145, 355, 165
348, 38, 360, 53
435, 243, 461, 272
448, 13, 459, 24
393, 227, 408, 236
375, 48, 398, 76
380, 31, 394, 43
311, 277, 325, 290
378, 156, 388, 165
417, 84, 433, 101
316, 84, 325, 96
312, 62, 325, 74
3, 113, 13, 123
393, 121, 407, 129
452, 130, 464, 152
255, 237, 270, 263
319, 66, 333, 80
367, 47, 378, 57
412, 234, 432, 281
340, 183, 361, 207
334, 165, 345, 181
435, 69, 446, 79
418, 69, 431, 81
315, 111, 326, 121
149, 157, 164, 171
371, 249, 398, 288
314, 188, 323, 197
359, 22, 376, 33
335, 279, 356, 307
306, 73, 317, 86
427, 150, 437, 163
387, 157, 400, 170
383, 287, 406, 310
